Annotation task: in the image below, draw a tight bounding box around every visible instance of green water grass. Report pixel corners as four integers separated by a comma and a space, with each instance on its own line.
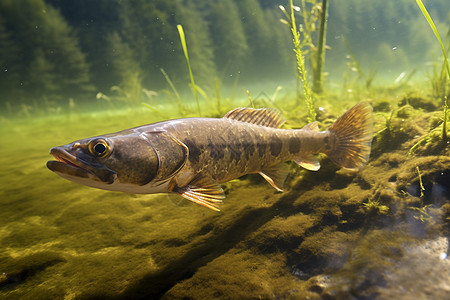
177, 24, 201, 116
280, 1, 316, 123
290, 0, 315, 123
416, 0, 450, 78
416, 0, 449, 141
312, 0, 328, 94
342, 36, 378, 91
160, 68, 185, 116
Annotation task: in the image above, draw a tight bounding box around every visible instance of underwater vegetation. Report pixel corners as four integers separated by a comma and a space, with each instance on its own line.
1, 0, 449, 115
279, 0, 329, 122
176, 24, 201, 116
1, 92, 450, 299
416, 0, 450, 142
1, 0, 450, 299
280, 1, 316, 123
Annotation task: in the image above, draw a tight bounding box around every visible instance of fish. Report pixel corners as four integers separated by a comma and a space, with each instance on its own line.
47, 102, 373, 211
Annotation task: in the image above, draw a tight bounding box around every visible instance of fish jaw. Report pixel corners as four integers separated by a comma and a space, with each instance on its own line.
47, 146, 116, 186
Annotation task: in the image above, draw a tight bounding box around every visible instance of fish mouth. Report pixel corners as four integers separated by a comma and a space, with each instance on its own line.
47, 147, 103, 182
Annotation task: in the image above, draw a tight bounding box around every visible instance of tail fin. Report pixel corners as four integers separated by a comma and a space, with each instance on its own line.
327, 102, 373, 170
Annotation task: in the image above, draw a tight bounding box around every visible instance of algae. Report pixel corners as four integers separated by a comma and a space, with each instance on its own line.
1, 93, 449, 299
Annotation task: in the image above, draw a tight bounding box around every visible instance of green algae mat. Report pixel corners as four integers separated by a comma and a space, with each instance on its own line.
0, 98, 449, 299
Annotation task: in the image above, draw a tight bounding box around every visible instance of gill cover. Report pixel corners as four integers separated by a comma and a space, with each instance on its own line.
143, 131, 189, 182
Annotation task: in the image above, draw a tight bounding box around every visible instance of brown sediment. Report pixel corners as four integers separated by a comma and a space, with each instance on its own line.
1, 98, 449, 299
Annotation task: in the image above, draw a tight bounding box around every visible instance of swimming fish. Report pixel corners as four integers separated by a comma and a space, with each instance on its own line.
47, 102, 373, 211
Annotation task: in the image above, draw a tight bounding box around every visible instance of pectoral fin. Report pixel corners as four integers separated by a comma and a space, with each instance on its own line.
173, 176, 225, 211
259, 163, 290, 192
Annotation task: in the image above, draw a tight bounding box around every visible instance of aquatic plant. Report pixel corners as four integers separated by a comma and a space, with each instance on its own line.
342, 36, 378, 93
416, 0, 449, 141
409, 204, 434, 224
246, 90, 255, 108
415, 166, 425, 198
280, 0, 316, 123
110, 72, 143, 105
443, 98, 448, 140
177, 24, 201, 116
416, 1, 450, 78
251, 86, 285, 113
95, 92, 115, 111
160, 68, 185, 116
140, 89, 166, 117
373, 107, 397, 141
430, 59, 448, 100
408, 121, 444, 155
159, 24, 237, 118
214, 78, 222, 115
312, 0, 328, 94
20, 103, 32, 118
363, 198, 389, 215
160, 65, 228, 118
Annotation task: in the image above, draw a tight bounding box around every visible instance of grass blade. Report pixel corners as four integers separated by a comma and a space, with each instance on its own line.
416, 0, 450, 79
160, 68, 184, 115
177, 24, 201, 116
416, 0, 449, 141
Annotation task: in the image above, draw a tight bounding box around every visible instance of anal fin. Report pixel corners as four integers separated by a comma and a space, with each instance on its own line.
259, 163, 290, 192
173, 176, 225, 211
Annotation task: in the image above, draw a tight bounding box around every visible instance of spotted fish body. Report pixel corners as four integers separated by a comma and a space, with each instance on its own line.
168, 116, 326, 186
47, 102, 373, 211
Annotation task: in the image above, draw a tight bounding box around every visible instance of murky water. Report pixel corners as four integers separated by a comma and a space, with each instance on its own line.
1, 0, 450, 299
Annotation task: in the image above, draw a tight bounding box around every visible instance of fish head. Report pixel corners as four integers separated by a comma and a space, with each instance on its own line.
47, 133, 160, 191
47, 131, 188, 193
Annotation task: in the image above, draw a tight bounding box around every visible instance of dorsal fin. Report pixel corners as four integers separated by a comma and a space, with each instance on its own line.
302, 121, 319, 131
224, 107, 285, 128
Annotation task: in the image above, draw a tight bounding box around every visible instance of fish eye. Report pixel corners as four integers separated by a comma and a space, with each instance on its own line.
89, 139, 111, 158
94, 143, 106, 154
